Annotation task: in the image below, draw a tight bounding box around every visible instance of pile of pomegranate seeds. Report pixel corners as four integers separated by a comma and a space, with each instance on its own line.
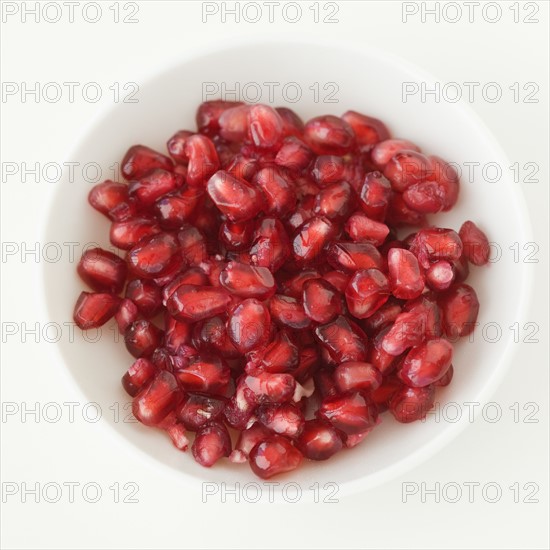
74, 101, 490, 479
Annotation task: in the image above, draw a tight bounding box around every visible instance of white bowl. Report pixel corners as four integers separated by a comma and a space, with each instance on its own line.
41, 38, 532, 497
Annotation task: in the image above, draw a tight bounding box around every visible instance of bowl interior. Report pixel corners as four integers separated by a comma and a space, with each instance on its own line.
42, 40, 530, 494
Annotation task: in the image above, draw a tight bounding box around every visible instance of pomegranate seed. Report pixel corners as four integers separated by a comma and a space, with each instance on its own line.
435, 364, 454, 386
269, 295, 311, 330
77, 247, 127, 294
311, 156, 346, 187
154, 186, 203, 229
175, 353, 230, 394
428, 155, 459, 210
303, 278, 344, 324
370, 139, 420, 170
220, 220, 254, 250
121, 145, 173, 180
281, 269, 321, 297
334, 362, 382, 393
345, 212, 389, 246
371, 376, 402, 413
115, 298, 139, 333
402, 180, 446, 214
182, 134, 220, 186
218, 105, 250, 142
234, 422, 273, 458
193, 315, 239, 358
219, 261, 276, 300
389, 385, 435, 423
304, 115, 355, 155
327, 241, 383, 272
292, 216, 336, 265
313, 181, 353, 220
247, 104, 284, 149
386, 193, 426, 226
207, 170, 264, 222
226, 154, 259, 181
192, 422, 232, 467
253, 166, 296, 217
398, 338, 453, 387
295, 419, 343, 460
127, 232, 180, 279
132, 370, 182, 426
128, 169, 177, 206
459, 221, 490, 266
124, 320, 163, 358
410, 228, 463, 269
164, 315, 192, 354
73, 291, 119, 329
275, 137, 313, 172
404, 294, 442, 339
438, 283, 479, 338
321, 270, 350, 293
244, 371, 297, 404
362, 298, 403, 335
387, 248, 424, 300
249, 435, 303, 479
110, 216, 161, 250
425, 260, 455, 291
177, 225, 208, 266
228, 299, 271, 353
359, 171, 392, 221
257, 330, 300, 373
122, 357, 158, 397
368, 327, 402, 374
341, 110, 390, 146
381, 309, 429, 357
166, 284, 231, 322
257, 403, 305, 438
314, 315, 368, 363
162, 415, 189, 451
384, 151, 432, 192
276, 107, 305, 137
125, 279, 162, 317
176, 394, 226, 431
345, 268, 390, 319
88, 180, 128, 218
196, 100, 243, 136
166, 129, 193, 163
318, 391, 378, 435
249, 217, 291, 272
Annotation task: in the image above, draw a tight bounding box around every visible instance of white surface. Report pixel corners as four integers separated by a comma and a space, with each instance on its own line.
1, 1, 548, 549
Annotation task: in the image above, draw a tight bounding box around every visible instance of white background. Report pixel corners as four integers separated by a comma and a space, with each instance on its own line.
1, 1, 549, 549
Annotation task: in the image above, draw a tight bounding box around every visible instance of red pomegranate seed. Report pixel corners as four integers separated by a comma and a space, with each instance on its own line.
334, 362, 383, 393
228, 299, 271, 353
257, 403, 305, 438
327, 241, 383, 272
304, 115, 355, 155
220, 220, 254, 250
341, 110, 390, 146
125, 279, 162, 317
404, 294, 442, 339
275, 137, 313, 172
247, 104, 284, 150
218, 105, 250, 142
73, 291, 120, 329
196, 100, 243, 136
176, 394, 226, 431
292, 216, 336, 265
88, 180, 128, 218
127, 232, 180, 279
243, 371, 297, 404
321, 270, 350, 293
384, 150, 432, 192
154, 186, 203, 229
402, 180, 447, 214
387, 248, 424, 300
77, 247, 127, 294
192, 422, 232, 467
121, 145, 173, 180
425, 260, 455, 291
368, 327, 402, 375
193, 315, 239, 358
345, 268, 390, 319
162, 269, 207, 303
166, 129, 193, 163
226, 154, 259, 181
359, 171, 392, 221
249, 435, 303, 479
128, 169, 177, 206
269, 295, 311, 330
181, 134, 220, 187
132, 370, 182, 426
389, 385, 435, 423
177, 225, 208, 266
362, 298, 403, 335
398, 338, 453, 387
314, 315, 368, 363
124, 320, 163, 358
276, 107, 305, 137
219, 261, 276, 300
253, 166, 296, 217
281, 269, 321, 297
164, 315, 192, 354
302, 278, 344, 324
345, 212, 389, 246
311, 155, 346, 187
370, 139, 420, 170
206, 170, 264, 222
410, 228, 463, 269
318, 391, 378, 435
459, 221, 490, 266
257, 330, 300, 373
428, 155, 459, 210
175, 353, 230, 394
435, 363, 454, 386
295, 419, 343, 461
110, 216, 161, 250
122, 357, 158, 397
115, 298, 138, 333
386, 193, 426, 226
438, 283, 480, 338
381, 309, 429, 357
371, 376, 402, 413
249, 217, 291, 272
166, 284, 231, 322
313, 181, 353, 220
233, 422, 273, 459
